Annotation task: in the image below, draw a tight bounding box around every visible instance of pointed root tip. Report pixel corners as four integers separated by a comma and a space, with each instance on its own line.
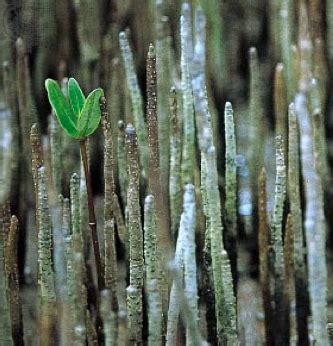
71, 172, 80, 181
126, 285, 138, 294
148, 43, 155, 57
181, 2, 191, 13
249, 47, 257, 57
184, 183, 195, 193
16, 37, 24, 50
118, 120, 125, 130
184, 184, 195, 204
11, 215, 18, 223
99, 96, 107, 105
119, 31, 126, 40
31, 123, 39, 132
225, 101, 233, 111
37, 166, 46, 174
145, 195, 154, 204
288, 102, 295, 112
310, 77, 318, 87
195, 5, 204, 15
276, 63, 284, 72
125, 123, 135, 135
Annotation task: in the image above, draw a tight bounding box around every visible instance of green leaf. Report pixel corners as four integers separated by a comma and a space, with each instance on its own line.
68, 78, 85, 118
77, 88, 103, 137
45, 79, 80, 138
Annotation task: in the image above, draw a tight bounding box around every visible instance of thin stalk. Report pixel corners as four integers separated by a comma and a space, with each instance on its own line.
180, 3, 195, 185
201, 153, 217, 345
274, 63, 288, 157
60, 198, 73, 345
192, 5, 209, 150
144, 195, 162, 346
106, 57, 121, 187
205, 145, 237, 344
169, 87, 182, 241
313, 37, 328, 108
309, 0, 328, 107
297, 0, 312, 94
309, 78, 329, 188
30, 124, 44, 289
155, 1, 172, 205
279, 0, 294, 101
100, 289, 117, 346
2, 202, 11, 243
49, 114, 63, 194
101, 96, 119, 314
0, 206, 13, 345
288, 103, 309, 345
125, 124, 143, 343
119, 31, 149, 175
166, 184, 198, 346
327, 0, 333, 62
70, 173, 87, 345
53, 194, 67, 301
291, 45, 301, 96
146, 43, 171, 254
0, 107, 12, 205
86, 309, 98, 344
2, 62, 19, 202
295, 92, 328, 345
283, 214, 293, 338
271, 135, 289, 344
182, 184, 199, 345
126, 285, 142, 344
258, 169, 274, 345
37, 166, 56, 345
79, 139, 103, 291
168, 263, 204, 346
79, 162, 90, 266
248, 47, 264, 202
5, 215, 23, 344
146, 44, 171, 320
30, 124, 44, 201
224, 102, 238, 289
117, 120, 128, 208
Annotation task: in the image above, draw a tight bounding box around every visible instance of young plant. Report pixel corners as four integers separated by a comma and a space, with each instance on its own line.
45, 77, 104, 290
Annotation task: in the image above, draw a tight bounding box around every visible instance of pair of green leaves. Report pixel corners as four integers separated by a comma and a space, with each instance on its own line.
45, 78, 104, 139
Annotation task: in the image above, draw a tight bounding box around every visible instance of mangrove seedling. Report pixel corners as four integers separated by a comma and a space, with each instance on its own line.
45, 77, 104, 290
